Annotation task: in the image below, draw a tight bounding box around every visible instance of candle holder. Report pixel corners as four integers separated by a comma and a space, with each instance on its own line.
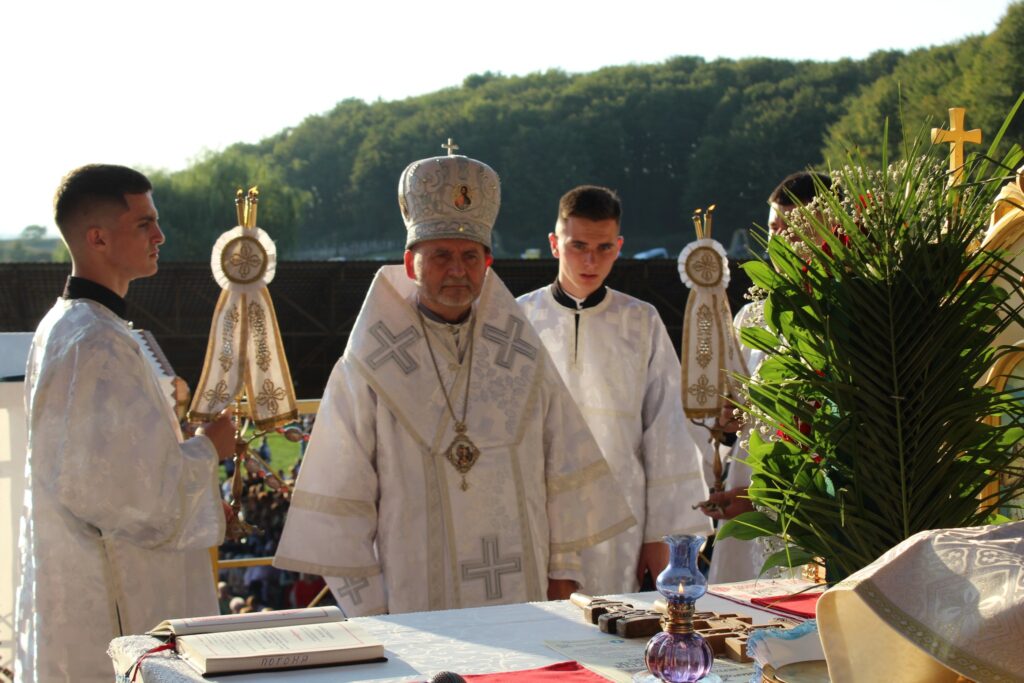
636, 534, 714, 683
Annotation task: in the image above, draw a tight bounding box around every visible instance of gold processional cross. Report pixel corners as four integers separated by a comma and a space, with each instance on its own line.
931, 107, 982, 187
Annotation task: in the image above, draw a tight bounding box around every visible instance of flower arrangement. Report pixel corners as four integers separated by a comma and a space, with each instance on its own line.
717, 110, 1024, 582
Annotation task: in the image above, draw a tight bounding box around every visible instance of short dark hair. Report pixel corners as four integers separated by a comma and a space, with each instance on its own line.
768, 171, 833, 208
53, 164, 152, 233
557, 185, 622, 225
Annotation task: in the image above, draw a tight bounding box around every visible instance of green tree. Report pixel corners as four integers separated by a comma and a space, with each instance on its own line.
20, 225, 46, 241
962, 1, 1024, 159
51, 241, 70, 263
149, 148, 311, 260
140, 28, 1024, 261
822, 40, 983, 167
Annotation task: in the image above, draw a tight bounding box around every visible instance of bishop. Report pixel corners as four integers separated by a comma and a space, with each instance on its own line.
274, 144, 635, 616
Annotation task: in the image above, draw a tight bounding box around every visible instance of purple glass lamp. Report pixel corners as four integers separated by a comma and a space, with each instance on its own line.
640, 534, 714, 683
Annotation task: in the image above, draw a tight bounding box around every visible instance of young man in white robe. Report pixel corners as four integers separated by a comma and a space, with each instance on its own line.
702, 171, 833, 583
517, 185, 712, 595
15, 164, 237, 683
274, 146, 635, 617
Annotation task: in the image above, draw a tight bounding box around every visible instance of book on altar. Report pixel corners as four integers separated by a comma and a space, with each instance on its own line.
708, 578, 824, 619
147, 605, 345, 637
174, 620, 385, 675
146, 607, 385, 675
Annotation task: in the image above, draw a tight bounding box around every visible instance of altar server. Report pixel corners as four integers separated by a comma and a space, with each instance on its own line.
15, 164, 236, 683
703, 170, 834, 582
518, 185, 712, 595
274, 144, 635, 616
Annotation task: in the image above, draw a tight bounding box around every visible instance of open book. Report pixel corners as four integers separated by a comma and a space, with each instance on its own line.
175, 620, 384, 675
147, 607, 385, 675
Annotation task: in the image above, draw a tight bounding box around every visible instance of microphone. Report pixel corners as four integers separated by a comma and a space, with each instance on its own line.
429, 672, 467, 683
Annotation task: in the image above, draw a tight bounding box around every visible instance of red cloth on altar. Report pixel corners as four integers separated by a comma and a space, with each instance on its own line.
750, 591, 821, 618
463, 661, 609, 681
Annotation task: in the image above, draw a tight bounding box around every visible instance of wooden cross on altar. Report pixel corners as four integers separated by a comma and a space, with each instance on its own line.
442, 137, 460, 156
931, 107, 982, 187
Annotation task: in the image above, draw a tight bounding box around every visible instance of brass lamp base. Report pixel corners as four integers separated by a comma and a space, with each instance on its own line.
761, 661, 829, 683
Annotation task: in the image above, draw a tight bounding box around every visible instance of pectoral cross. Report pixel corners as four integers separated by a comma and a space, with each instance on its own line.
931, 107, 982, 187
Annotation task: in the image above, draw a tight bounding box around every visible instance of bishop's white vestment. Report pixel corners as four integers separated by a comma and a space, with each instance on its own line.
16, 298, 224, 683
518, 285, 712, 594
273, 266, 635, 616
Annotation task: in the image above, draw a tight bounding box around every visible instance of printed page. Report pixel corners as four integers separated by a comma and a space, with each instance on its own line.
181, 621, 378, 658
708, 579, 823, 620
709, 579, 822, 602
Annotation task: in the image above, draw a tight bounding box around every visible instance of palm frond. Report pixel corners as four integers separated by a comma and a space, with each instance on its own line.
732, 111, 1024, 580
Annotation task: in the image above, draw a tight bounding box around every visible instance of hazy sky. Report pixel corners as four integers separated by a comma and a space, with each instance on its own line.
1, 0, 1015, 238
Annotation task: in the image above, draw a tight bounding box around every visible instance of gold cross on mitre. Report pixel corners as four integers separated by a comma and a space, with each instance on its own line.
931, 107, 982, 187
442, 137, 460, 156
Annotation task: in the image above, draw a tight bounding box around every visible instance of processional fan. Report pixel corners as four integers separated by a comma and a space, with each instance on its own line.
188, 188, 300, 539
677, 206, 748, 510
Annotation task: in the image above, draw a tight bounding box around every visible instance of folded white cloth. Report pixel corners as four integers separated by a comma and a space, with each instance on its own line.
746, 620, 824, 683
817, 521, 1024, 683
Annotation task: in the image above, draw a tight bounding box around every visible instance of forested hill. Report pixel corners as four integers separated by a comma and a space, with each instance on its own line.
145, 3, 1024, 260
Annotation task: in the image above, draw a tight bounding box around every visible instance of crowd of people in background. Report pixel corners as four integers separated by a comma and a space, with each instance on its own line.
215, 416, 326, 614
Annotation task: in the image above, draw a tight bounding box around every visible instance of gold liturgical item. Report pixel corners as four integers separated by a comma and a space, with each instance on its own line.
931, 107, 982, 188
189, 188, 299, 539
189, 188, 298, 429
446, 424, 481, 489
678, 205, 747, 510
762, 661, 830, 683
417, 309, 480, 490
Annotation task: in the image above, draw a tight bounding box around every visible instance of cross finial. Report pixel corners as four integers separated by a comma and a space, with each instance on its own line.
442, 138, 460, 156
931, 107, 982, 187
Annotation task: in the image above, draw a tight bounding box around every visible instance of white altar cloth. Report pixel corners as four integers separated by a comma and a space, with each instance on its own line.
109, 592, 785, 682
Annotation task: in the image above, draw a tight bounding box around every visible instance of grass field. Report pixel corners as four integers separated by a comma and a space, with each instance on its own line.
218, 428, 305, 483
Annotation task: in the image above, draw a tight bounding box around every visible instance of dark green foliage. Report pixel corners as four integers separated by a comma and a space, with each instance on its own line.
825, 2, 1024, 167
115, 4, 1023, 261
0, 225, 64, 262
145, 61, 887, 259
147, 148, 312, 260
718, 113, 1024, 581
